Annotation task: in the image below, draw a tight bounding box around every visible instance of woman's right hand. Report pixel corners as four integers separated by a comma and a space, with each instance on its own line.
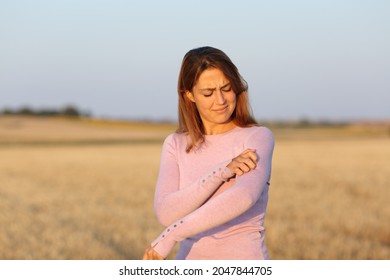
227, 149, 257, 177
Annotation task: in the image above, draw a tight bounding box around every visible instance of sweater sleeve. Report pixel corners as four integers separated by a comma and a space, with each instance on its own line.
151, 127, 275, 258
154, 134, 234, 227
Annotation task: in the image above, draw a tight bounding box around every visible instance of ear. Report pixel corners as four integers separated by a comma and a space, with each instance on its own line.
185, 91, 195, 103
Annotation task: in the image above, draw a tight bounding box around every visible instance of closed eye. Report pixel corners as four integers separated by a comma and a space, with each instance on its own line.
221, 83, 232, 92
203, 90, 214, 97
221, 87, 231, 92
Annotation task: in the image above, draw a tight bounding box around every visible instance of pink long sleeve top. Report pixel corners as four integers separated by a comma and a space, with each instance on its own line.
151, 125, 275, 259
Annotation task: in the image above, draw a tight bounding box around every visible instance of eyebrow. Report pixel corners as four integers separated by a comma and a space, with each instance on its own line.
200, 82, 231, 91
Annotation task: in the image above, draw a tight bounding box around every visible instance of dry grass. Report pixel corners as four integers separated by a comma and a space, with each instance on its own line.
0, 116, 389, 259
267, 138, 390, 259
0, 144, 164, 259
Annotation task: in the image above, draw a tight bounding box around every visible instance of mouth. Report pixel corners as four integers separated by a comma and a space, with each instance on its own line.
213, 106, 228, 113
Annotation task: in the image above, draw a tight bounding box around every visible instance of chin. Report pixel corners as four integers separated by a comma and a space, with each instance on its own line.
218, 115, 234, 124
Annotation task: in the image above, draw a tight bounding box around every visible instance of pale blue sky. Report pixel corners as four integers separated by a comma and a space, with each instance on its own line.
1, 0, 389, 121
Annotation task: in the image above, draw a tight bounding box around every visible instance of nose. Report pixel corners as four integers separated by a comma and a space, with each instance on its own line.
215, 90, 226, 105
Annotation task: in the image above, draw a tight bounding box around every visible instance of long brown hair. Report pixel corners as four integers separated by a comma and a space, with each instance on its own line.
177, 46, 257, 152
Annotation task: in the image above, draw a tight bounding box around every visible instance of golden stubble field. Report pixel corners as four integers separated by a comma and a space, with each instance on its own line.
0, 116, 389, 259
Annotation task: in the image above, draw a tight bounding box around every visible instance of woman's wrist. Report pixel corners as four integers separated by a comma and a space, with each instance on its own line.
221, 166, 235, 181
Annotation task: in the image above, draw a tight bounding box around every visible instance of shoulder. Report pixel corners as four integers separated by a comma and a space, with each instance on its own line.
240, 126, 275, 151
241, 126, 274, 142
164, 131, 187, 143
162, 132, 188, 151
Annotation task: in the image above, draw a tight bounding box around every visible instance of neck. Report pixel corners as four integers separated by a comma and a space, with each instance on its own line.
204, 121, 236, 135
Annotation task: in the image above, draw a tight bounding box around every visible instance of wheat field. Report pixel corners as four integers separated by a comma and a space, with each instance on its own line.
0, 116, 389, 259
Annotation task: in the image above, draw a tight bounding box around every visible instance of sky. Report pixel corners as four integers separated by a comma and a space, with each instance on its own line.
1, 0, 389, 122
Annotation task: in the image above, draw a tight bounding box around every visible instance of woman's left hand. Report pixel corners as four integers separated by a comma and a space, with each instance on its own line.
227, 148, 257, 177
142, 246, 165, 260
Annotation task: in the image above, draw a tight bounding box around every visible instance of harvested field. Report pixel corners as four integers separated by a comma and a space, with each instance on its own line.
0, 116, 389, 259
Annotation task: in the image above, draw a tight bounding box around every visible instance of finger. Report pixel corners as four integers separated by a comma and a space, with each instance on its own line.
144, 251, 162, 260
143, 248, 153, 260
242, 150, 257, 162
234, 160, 256, 176
235, 168, 244, 176
238, 156, 257, 169
238, 151, 257, 164
150, 247, 164, 260
142, 250, 150, 260
244, 157, 257, 169
236, 156, 257, 170
238, 162, 251, 173
236, 150, 253, 160
237, 149, 256, 157
154, 251, 164, 260
249, 153, 258, 164
143, 247, 161, 260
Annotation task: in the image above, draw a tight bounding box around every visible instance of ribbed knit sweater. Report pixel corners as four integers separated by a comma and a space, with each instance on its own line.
151, 125, 274, 259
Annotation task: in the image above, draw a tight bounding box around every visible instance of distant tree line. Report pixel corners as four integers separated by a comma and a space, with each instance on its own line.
0, 105, 91, 118
262, 118, 350, 128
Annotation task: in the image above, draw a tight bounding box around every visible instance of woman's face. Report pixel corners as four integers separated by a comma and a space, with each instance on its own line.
186, 67, 237, 134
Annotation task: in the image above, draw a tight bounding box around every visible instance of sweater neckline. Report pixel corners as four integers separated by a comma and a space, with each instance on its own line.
204, 126, 242, 138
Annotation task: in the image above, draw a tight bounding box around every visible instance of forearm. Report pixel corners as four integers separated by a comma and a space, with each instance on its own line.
152, 170, 269, 258
154, 162, 233, 226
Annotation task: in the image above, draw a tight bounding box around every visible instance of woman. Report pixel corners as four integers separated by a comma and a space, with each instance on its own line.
143, 46, 274, 260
